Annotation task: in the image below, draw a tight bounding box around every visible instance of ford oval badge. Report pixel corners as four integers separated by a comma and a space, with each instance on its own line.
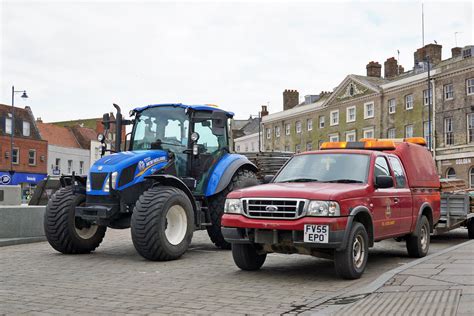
265, 205, 278, 212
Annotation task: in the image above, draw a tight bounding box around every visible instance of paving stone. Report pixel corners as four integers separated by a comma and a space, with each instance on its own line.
375, 285, 412, 293
402, 275, 453, 286
399, 268, 442, 276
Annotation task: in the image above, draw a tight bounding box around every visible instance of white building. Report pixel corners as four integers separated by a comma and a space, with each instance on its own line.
234, 132, 262, 153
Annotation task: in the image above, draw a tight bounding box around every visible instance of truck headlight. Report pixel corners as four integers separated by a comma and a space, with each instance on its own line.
307, 200, 340, 216
224, 199, 243, 214
86, 177, 91, 192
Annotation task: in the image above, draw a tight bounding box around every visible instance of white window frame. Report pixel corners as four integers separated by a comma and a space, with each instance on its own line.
285, 123, 290, 136
307, 119, 313, 131
467, 78, 474, 95
12, 147, 19, 164
275, 126, 281, 138
22, 121, 31, 137
469, 167, 474, 189
446, 168, 456, 179
444, 84, 454, 100
387, 128, 396, 139
388, 99, 396, 114
266, 128, 271, 139
423, 89, 432, 106
444, 117, 454, 145
5, 118, 12, 134
319, 116, 325, 128
295, 144, 301, 153
345, 130, 356, 142
295, 121, 302, 134
67, 160, 73, 174
405, 94, 413, 110
405, 124, 414, 138
364, 102, 374, 119
467, 113, 474, 143
346, 106, 356, 123
363, 127, 374, 139
329, 133, 339, 142
330, 110, 339, 126
28, 149, 36, 166
306, 142, 312, 151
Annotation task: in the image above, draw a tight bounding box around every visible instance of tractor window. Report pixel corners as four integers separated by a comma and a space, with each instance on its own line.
194, 119, 226, 153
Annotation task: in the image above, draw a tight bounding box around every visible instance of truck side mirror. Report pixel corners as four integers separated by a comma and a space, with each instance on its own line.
375, 175, 393, 189
263, 175, 274, 184
102, 113, 110, 130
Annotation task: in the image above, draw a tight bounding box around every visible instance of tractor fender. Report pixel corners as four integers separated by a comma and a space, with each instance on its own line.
205, 154, 257, 197
145, 174, 197, 212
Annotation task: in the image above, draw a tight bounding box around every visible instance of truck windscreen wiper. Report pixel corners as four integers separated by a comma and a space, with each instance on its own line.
280, 178, 319, 183
324, 179, 363, 183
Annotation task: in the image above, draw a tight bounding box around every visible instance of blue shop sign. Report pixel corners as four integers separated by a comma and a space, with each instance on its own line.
0, 172, 47, 185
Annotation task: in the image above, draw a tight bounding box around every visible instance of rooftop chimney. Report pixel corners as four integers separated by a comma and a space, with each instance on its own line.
366, 61, 382, 77
36, 117, 43, 123
414, 43, 442, 66
451, 47, 462, 58
261, 105, 269, 117
283, 89, 299, 111
384, 57, 399, 78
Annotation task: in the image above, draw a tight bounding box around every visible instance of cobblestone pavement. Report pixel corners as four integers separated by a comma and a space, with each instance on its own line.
0, 229, 469, 315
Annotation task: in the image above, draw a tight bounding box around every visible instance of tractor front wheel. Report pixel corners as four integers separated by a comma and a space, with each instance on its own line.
44, 187, 106, 254
207, 169, 258, 249
131, 186, 194, 261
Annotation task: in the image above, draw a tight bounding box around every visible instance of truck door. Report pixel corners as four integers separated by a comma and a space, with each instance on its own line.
388, 156, 413, 234
372, 156, 399, 237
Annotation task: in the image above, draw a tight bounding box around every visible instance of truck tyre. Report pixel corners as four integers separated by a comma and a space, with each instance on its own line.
406, 215, 430, 258
334, 222, 368, 279
44, 186, 106, 254
232, 243, 267, 271
131, 186, 194, 261
207, 169, 258, 250
467, 218, 474, 239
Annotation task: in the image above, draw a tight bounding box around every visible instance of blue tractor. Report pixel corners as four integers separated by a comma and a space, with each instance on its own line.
44, 103, 259, 260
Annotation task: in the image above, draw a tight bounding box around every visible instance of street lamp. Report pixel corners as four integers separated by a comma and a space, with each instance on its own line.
10, 86, 28, 176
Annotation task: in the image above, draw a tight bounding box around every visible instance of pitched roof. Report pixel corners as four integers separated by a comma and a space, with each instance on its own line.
0, 104, 43, 140
70, 126, 98, 149
37, 122, 81, 148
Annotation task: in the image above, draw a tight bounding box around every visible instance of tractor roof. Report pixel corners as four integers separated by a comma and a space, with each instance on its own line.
133, 103, 234, 117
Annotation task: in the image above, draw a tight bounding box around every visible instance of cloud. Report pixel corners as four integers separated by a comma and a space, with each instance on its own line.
0, 0, 472, 121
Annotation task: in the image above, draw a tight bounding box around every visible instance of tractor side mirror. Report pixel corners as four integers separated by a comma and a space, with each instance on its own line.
211, 111, 227, 136
375, 175, 393, 189
102, 113, 110, 130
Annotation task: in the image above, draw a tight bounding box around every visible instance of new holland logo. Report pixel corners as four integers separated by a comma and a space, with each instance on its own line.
265, 205, 278, 212
138, 160, 145, 171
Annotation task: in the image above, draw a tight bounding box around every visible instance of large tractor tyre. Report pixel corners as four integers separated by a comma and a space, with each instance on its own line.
232, 243, 267, 271
334, 222, 369, 280
131, 186, 194, 261
207, 169, 258, 249
406, 215, 430, 258
468, 218, 474, 239
44, 187, 106, 254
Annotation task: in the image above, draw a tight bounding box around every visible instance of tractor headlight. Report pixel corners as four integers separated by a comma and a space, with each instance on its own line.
306, 200, 340, 216
110, 171, 118, 190
86, 177, 91, 192
103, 175, 110, 192
224, 199, 243, 214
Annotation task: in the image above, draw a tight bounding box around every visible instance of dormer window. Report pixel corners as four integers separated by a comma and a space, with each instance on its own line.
23, 121, 30, 136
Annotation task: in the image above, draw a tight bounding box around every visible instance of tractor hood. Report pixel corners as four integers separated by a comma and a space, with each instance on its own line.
90, 150, 168, 174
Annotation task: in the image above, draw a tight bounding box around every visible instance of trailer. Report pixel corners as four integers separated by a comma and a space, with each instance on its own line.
435, 191, 474, 238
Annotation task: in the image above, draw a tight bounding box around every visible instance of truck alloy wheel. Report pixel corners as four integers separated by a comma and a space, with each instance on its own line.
334, 222, 368, 279
406, 215, 430, 257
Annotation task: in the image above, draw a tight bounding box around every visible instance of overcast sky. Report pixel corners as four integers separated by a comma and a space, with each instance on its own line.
0, 0, 472, 121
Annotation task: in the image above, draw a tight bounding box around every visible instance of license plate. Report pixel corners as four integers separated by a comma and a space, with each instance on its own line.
304, 225, 329, 243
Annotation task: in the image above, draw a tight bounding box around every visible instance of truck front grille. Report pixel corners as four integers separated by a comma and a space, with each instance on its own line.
242, 198, 307, 219
90, 172, 108, 190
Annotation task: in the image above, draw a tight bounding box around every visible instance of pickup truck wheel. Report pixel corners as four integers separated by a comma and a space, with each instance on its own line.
232, 243, 267, 270
44, 186, 106, 254
467, 218, 474, 239
406, 215, 430, 258
131, 186, 194, 261
207, 169, 258, 250
334, 222, 368, 279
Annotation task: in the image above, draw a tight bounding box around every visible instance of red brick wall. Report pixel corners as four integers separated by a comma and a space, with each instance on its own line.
0, 135, 48, 174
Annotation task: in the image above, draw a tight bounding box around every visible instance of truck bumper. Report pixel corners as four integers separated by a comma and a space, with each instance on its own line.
222, 214, 349, 250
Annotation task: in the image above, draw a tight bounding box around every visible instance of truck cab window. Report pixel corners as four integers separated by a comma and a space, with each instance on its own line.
388, 157, 407, 188
374, 157, 391, 178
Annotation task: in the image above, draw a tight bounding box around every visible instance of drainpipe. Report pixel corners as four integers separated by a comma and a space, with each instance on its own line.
431, 78, 436, 161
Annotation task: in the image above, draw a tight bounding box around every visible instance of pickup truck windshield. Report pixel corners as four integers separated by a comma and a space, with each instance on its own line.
274, 153, 370, 183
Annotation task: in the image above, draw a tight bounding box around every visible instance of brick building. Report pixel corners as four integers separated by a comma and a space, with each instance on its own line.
0, 104, 48, 200
262, 44, 474, 186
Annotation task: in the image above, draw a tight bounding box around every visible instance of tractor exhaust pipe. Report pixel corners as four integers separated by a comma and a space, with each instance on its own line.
113, 103, 122, 152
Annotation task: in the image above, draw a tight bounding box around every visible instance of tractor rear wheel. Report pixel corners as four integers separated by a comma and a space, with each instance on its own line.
44, 186, 106, 254
207, 169, 258, 249
131, 186, 194, 261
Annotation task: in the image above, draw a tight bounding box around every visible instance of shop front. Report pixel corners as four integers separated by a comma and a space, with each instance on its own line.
0, 171, 47, 203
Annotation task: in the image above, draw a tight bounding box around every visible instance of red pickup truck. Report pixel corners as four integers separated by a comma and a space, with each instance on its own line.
221, 138, 440, 279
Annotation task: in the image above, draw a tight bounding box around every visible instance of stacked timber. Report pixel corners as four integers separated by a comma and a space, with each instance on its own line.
243, 152, 293, 179
439, 179, 468, 192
